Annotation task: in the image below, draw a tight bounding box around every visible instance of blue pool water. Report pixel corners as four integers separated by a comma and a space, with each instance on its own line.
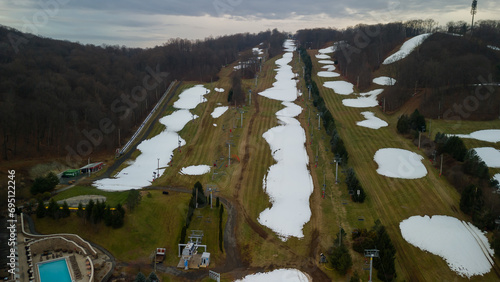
38, 259, 72, 282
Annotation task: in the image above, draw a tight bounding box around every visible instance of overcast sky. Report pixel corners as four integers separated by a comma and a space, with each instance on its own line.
1, 0, 499, 48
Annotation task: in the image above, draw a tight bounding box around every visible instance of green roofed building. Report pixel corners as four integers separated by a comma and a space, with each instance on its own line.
62, 169, 80, 177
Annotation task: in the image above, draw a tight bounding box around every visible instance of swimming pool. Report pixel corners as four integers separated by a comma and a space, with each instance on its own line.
38, 258, 72, 282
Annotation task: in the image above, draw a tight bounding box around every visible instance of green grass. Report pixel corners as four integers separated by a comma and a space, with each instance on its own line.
35, 190, 190, 262
52, 185, 130, 207
307, 49, 500, 281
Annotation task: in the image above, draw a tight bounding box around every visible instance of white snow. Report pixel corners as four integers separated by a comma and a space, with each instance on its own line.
400, 215, 494, 278
173, 84, 209, 109
211, 106, 228, 118
342, 89, 384, 108
257, 39, 313, 241
215, 87, 225, 93
488, 45, 500, 51
373, 76, 397, 86
374, 148, 427, 179
318, 45, 335, 54
179, 165, 211, 175
213, 124, 217, 127
323, 81, 354, 95
317, 71, 340, 78
253, 47, 264, 56
383, 33, 431, 64
322, 65, 336, 71
452, 129, 500, 143
236, 269, 310, 282
315, 54, 330, 59
318, 59, 335, 64
493, 174, 500, 186
473, 147, 500, 168
356, 111, 388, 129
94, 85, 209, 191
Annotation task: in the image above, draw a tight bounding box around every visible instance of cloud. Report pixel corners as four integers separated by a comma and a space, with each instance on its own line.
2, 0, 500, 48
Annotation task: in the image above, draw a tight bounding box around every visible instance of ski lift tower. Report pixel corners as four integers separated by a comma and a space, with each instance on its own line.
334, 155, 342, 184
364, 249, 379, 282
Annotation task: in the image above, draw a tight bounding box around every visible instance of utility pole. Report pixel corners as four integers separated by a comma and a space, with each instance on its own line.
440, 154, 443, 176
308, 84, 311, 100
418, 131, 421, 149
364, 249, 379, 282
157, 158, 160, 179
318, 113, 321, 130
334, 156, 341, 184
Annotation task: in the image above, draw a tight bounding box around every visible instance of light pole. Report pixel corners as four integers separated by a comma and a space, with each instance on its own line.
157, 158, 160, 179
308, 84, 311, 100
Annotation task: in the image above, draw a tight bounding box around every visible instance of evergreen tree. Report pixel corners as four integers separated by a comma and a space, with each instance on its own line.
148, 271, 159, 282
135, 272, 146, 282
104, 205, 112, 226
47, 198, 60, 219
61, 201, 70, 218
329, 244, 352, 275
76, 202, 84, 218
397, 114, 410, 134
127, 189, 142, 211
85, 199, 95, 221
36, 199, 46, 218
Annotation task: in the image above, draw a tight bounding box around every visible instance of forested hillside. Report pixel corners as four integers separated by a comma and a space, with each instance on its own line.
297, 20, 500, 120
0, 26, 286, 162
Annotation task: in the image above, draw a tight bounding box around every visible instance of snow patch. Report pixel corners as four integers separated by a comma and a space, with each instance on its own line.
452, 129, 500, 143
383, 33, 431, 64
356, 111, 388, 129
257, 40, 313, 241
94, 85, 209, 191
400, 215, 494, 278
173, 84, 209, 109
318, 59, 335, 64
318, 45, 336, 54
236, 269, 310, 282
322, 65, 336, 71
374, 148, 427, 179
179, 165, 211, 175
342, 89, 383, 108
211, 106, 228, 118
488, 45, 500, 51
317, 71, 340, 78
373, 76, 396, 86
323, 81, 354, 95
215, 87, 225, 93
473, 147, 500, 168
315, 53, 330, 59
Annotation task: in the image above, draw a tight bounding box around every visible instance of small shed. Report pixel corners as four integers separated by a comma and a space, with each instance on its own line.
80, 162, 104, 174
62, 169, 80, 177
200, 252, 210, 268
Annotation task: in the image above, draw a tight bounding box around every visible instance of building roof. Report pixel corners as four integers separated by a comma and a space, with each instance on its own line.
80, 162, 103, 170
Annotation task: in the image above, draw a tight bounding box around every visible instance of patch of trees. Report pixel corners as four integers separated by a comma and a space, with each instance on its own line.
352, 220, 397, 281
0, 25, 286, 162
126, 189, 142, 212
134, 271, 158, 282
429, 133, 498, 229
30, 172, 59, 195
396, 109, 426, 135
434, 134, 467, 162
36, 198, 125, 228
328, 228, 352, 275
345, 168, 366, 203
296, 28, 341, 50
299, 47, 349, 165
179, 181, 207, 244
